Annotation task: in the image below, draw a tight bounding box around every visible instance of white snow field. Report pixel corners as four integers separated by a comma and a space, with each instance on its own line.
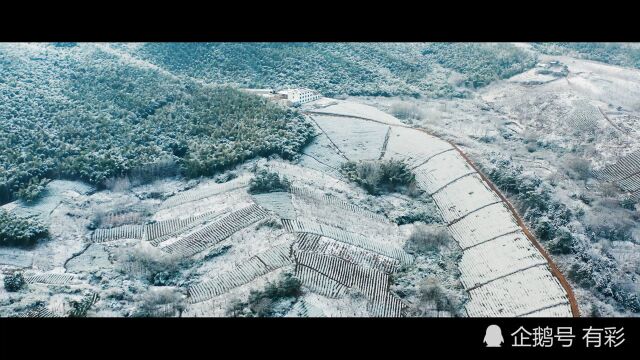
311, 115, 389, 161
383, 126, 454, 168
303, 98, 404, 126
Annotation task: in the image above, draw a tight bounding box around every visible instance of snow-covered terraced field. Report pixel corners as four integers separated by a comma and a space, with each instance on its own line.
465, 265, 572, 317
301, 132, 348, 170
145, 210, 223, 246
311, 115, 389, 161
383, 126, 454, 168
160, 204, 270, 257
594, 149, 640, 181
618, 174, 640, 193
290, 185, 388, 223
24, 272, 79, 285
294, 251, 406, 317
160, 175, 251, 209
282, 219, 412, 265
286, 299, 325, 317
15, 306, 61, 318
91, 224, 144, 243
304, 99, 403, 126
295, 264, 348, 298
448, 202, 521, 250
458, 233, 547, 289
414, 150, 477, 195
432, 174, 502, 224
298, 154, 344, 179
251, 192, 296, 219
295, 233, 400, 273
565, 99, 604, 131
188, 242, 293, 303
311, 100, 576, 317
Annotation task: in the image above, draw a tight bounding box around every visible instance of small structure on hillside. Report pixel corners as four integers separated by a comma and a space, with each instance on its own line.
277, 88, 321, 106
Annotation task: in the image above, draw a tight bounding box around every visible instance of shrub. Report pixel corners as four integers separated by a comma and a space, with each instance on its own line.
3, 272, 26, 292
568, 262, 596, 289
392, 208, 441, 225
547, 227, 574, 255
0, 209, 49, 247
134, 287, 185, 317
404, 225, 452, 254
227, 272, 302, 317
248, 170, 290, 194
564, 155, 592, 181
15, 177, 49, 203
417, 277, 462, 315
116, 244, 182, 284
390, 102, 423, 120
341, 159, 416, 195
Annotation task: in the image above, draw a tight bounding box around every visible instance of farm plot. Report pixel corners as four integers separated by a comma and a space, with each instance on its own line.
290, 185, 388, 223
251, 192, 296, 219
594, 150, 640, 181
465, 265, 572, 317
160, 174, 251, 209
145, 210, 224, 246
282, 219, 412, 265
304, 99, 403, 126
91, 225, 144, 243
368, 293, 406, 317
293, 195, 393, 236
295, 234, 400, 273
301, 131, 348, 169
382, 126, 453, 168
458, 233, 548, 289
431, 174, 502, 224
286, 299, 325, 317
311, 115, 389, 161
0, 248, 33, 268
618, 173, 640, 193
294, 251, 405, 316
565, 99, 604, 132
160, 204, 270, 257
414, 150, 477, 195
295, 264, 348, 298
448, 202, 521, 250
16, 305, 61, 318
298, 154, 344, 179
188, 242, 293, 303
24, 272, 79, 285
265, 160, 353, 193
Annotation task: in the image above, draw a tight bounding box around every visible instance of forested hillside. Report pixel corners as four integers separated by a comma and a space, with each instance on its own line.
533, 42, 640, 69
0, 44, 314, 205
134, 43, 536, 97
0, 42, 537, 205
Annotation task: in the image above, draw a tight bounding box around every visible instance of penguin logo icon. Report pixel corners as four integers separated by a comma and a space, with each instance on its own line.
484, 325, 504, 347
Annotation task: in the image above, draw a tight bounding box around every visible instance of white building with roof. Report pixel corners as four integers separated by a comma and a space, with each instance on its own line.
277, 88, 321, 105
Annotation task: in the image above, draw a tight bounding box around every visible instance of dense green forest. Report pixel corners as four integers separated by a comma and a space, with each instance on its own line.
422, 43, 538, 88
533, 43, 640, 69
0, 44, 314, 205
134, 43, 536, 97
0, 43, 538, 205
